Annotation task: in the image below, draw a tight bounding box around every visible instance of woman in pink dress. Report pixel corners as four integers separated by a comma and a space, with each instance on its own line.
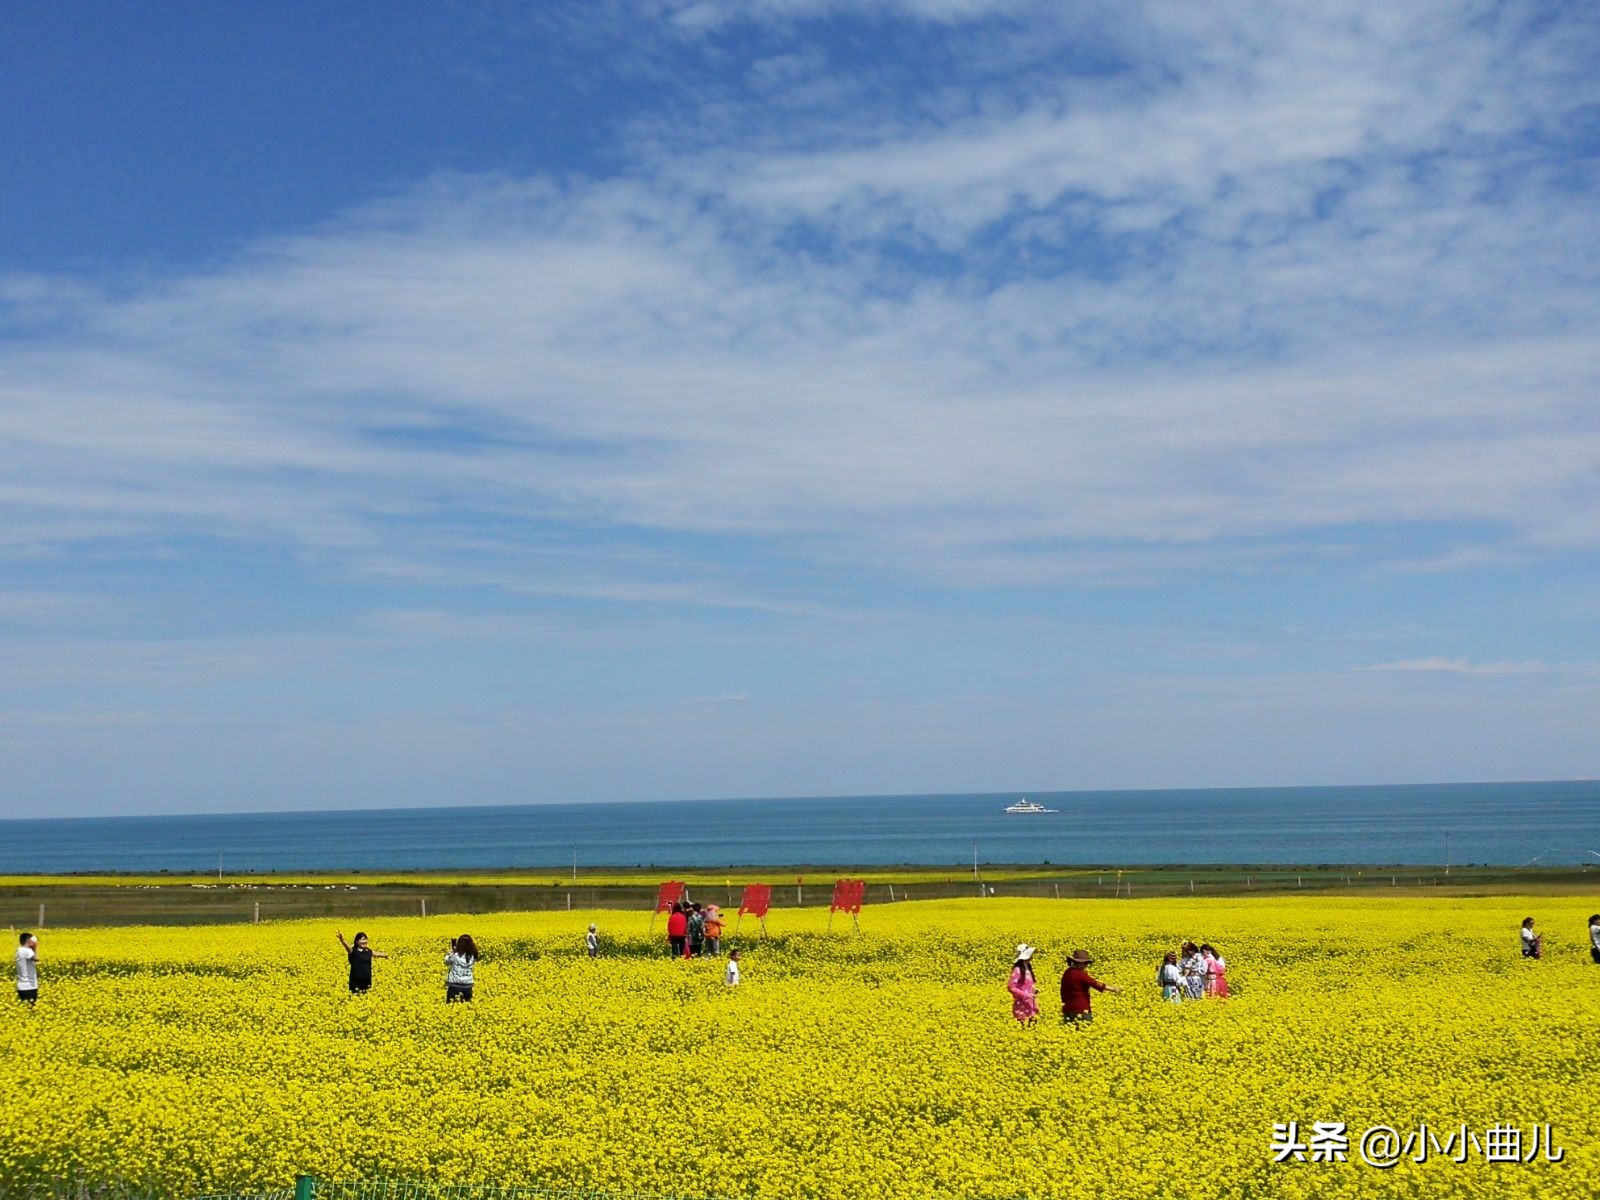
1201, 943, 1229, 998
1007, 944, 1039, 1027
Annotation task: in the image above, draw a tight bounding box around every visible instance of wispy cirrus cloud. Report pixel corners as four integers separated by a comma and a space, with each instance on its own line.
1357, 659, 1547, 678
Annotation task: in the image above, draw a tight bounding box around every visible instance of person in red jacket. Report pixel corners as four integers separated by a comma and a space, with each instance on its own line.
1060, 949, 1122, 1025
666, 902, 689, 959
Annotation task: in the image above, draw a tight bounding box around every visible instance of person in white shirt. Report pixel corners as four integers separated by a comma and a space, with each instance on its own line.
15, 933, 39, 1004
724, 949, 741, 986
1157, 951, 1183, 1003
1519, 917, 1542, 959
1588, 915, 1600, 966
586, 924, 600, 959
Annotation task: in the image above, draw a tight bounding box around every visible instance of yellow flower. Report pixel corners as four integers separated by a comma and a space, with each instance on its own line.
3, 896, 1596, 1198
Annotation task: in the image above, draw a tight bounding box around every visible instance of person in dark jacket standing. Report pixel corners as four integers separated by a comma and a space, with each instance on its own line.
1060, 949, 1122, 1025
336, 930, 388, 994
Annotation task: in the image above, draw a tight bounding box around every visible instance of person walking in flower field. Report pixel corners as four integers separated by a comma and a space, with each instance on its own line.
1589, 914, 1600, 966
336, 930, 388, 994
1060, 949, 1121, 1025
1157, 951, 1183, 1003
14, 932, 39, 1005
1201, 944, 1229, 997
703, 906, 724, 956
445, 934, 479, 1003
1179, 941, 1206, 1000
724, 949, 741, 986
666, 903, 688, 959
687, 902, 707, 958
1007, 944, 1039, 1027
586, 923, 600, 959
1520, 917, 1543, 959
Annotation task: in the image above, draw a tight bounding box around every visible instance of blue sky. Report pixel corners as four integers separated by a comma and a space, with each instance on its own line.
3, 1, 1599, 817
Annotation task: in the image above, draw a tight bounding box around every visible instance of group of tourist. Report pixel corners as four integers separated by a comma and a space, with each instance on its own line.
323, 917, 746, 1003
1006, 940, 1231, 1028
663, 901, 725, 959
1156, 942, 1229, 1002
16, 913, 1600, 1008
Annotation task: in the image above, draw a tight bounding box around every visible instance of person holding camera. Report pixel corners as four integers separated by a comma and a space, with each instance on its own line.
445, 934, 478, 1002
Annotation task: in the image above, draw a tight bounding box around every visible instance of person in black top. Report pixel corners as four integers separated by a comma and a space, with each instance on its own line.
687, 903, 706, 957
336, 930, 388, 993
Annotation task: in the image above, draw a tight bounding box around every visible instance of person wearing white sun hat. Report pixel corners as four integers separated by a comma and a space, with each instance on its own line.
1007, 944, 1039, 1027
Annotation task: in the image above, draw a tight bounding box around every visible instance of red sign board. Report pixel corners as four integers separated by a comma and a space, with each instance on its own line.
654, 881, 686, 913
830, 878, 866, 914
739, 883, 772, 919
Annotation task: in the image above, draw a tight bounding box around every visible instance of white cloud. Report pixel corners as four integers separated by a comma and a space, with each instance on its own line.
1357, 659, 1547, 678
0, 2, 1596, 606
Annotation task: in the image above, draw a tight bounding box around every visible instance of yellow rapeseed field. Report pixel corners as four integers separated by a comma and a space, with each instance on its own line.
4, 895, 1597, 1199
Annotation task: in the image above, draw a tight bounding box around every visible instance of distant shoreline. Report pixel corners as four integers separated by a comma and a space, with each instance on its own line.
3, 859, 1598, 881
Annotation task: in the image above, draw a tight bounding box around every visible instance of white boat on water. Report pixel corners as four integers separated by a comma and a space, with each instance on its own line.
1004, 798, 1057, 814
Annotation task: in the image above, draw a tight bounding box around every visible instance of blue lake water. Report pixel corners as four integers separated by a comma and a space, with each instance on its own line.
3, 781, 1599, 872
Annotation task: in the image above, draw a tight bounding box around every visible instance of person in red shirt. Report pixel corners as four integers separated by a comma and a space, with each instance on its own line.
1060, 949, 1122, 1024
666, 903, 689, 958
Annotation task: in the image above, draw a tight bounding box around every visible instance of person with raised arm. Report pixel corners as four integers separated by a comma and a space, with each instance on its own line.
336, 930, 388, 994
1060, 949, 1122, 1025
